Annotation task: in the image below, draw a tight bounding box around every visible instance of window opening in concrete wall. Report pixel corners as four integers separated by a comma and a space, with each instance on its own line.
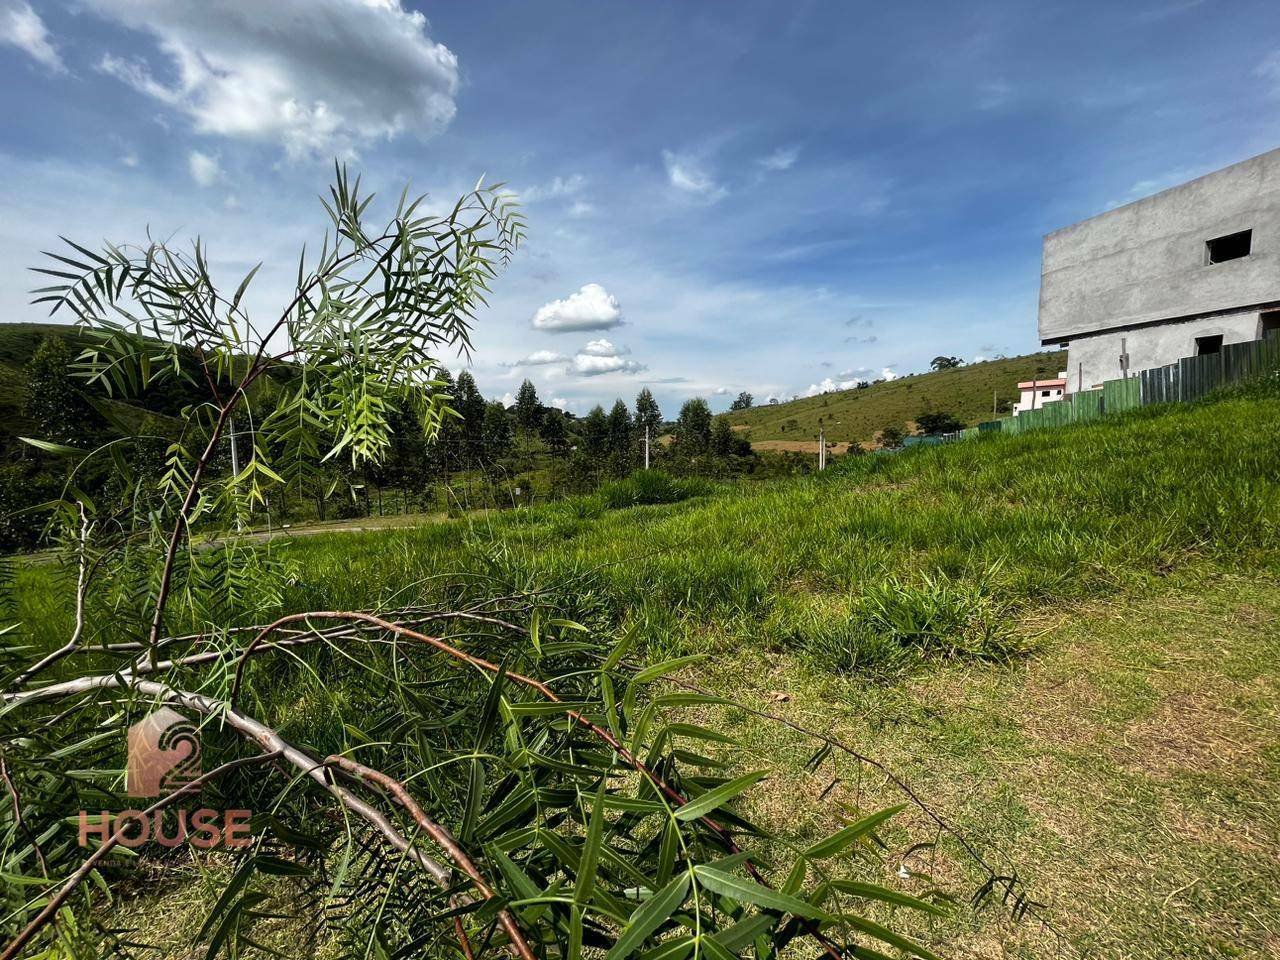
1205, 230, 1252, 264
1261, 310, 1280, 339
1195, 334, 1224, 355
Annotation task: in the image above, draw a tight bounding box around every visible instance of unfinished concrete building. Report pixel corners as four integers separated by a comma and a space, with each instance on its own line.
1039, 147, 1280, 391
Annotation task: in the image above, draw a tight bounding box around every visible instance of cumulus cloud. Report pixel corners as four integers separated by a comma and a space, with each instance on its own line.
1, 0, 64, 71
661, 150, 727, 201
88, 0, 459, 158
568, 199, 595, 218
713, 386, 731, 395
759, 145, 799, 172
550, 397, 570, 410
805, 376, 864, 397
568, 339, 643, 377
578, 338, 627, 357
880, 366, 898, 381
506, 349, 568, 367
531, 283, 623, 333
188, 149, 221, 186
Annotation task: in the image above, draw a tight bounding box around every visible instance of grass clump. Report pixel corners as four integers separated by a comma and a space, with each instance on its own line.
776, 568, 1021, 674
596, 470, 715, 509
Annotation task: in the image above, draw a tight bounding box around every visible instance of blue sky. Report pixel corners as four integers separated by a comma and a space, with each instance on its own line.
2, 0, 1278, 414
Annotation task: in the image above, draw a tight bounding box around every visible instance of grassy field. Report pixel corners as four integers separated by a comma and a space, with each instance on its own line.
13, 378, 1280, 957
726, 351, 1064, 446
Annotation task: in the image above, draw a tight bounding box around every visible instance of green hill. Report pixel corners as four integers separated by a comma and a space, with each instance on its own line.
727, 350, 1064, 446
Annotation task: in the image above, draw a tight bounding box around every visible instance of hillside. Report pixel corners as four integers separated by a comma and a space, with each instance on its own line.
728, 350, 1064, 446
0, 322, 206, 457
16, 376, 1280, 959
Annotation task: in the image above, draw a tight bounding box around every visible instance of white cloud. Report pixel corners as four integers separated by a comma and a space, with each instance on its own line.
568, 338, 643, 377
713, 386, 731, 395
550, 397, 570, 410
501, 391, 516, 406
120, 153, 140, 168
523, 174, 585, 202
188, 149, 221, 186
880, 366, 898, 381
571, 354, 644, 376
805, 376, 864, 397
568, 199, 595, 218
88, 0, 459, 158
661, 150, 727, 201
579, 338, 627, 357
531, 283, 623, 332
507, 349, 567, 366
0, 0, 64, 71
759, 145, 799, 172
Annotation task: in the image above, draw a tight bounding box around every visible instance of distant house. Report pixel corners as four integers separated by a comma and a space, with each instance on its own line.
1011, 376, 1067, 415
1038, 147, 1280, 391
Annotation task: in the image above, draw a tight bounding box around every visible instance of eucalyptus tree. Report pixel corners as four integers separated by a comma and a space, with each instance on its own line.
634, 387, 662, 437
0, 168, 946, 960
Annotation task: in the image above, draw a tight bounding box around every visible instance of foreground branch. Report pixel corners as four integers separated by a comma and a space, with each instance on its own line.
1, 677, 539, 960
0, 751, 282, 960
227, 611, 846, 958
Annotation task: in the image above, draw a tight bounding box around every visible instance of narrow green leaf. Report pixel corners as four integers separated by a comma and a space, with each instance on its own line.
691, 866, 826, 920
634, 654, 708, 684
803, 804, 906, 860
19, 436, 87, 457
575, 780, 607, 905
605, 874, 690, 960
674, 770, 768, 822
840, 914, 941, 960
828, 880, 948, 917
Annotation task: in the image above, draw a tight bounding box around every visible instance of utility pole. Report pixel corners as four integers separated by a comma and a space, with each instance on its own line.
818, 425, 825, 471
643, 424, 650, 470
992, 389, 997, 415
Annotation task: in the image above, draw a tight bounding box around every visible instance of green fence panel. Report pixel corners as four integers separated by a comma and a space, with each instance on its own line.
1102, 377, 1140, 413
1073, 389, 1104, 421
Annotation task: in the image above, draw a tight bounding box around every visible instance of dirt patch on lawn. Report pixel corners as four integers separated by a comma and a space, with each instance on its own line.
1116, 689, 1265, 779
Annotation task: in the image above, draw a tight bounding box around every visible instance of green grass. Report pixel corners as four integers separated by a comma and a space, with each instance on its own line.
726, 350, 1064, 444
12, 382, 1280, 958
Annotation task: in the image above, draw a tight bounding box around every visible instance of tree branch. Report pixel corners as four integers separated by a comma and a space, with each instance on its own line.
0, 751, 282, 960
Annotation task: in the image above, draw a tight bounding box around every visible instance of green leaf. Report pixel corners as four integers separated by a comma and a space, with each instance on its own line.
633, 654, 708, 684
827, 879, 948, 916
605, 874, 690, 960
803, 804, 906, 860
840, 914, 941, 960
674, 770, 768, 822
575, 781, 607, 906
19, 436, 87, 457
691, 866, 826, 920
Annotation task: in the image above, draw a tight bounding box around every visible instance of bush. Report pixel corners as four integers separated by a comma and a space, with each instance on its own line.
597, 470, 714, 509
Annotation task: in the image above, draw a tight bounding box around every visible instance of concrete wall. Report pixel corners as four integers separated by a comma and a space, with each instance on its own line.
1039, 147, 1280, 344
1063, 308, 1265, 390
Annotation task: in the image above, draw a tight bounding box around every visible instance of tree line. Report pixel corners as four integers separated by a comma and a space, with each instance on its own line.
2, 334, 760, 548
